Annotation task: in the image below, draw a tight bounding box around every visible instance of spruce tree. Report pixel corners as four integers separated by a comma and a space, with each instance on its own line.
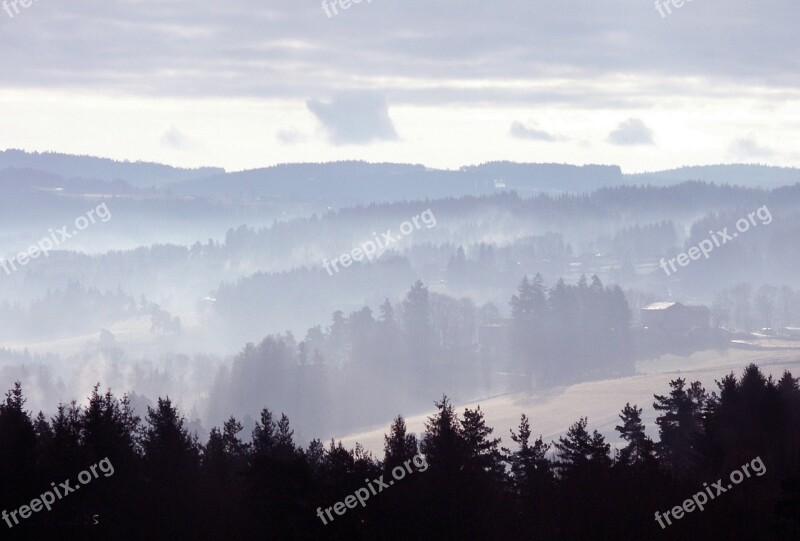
554, 417, 611, 477
142, 397, 199, 483
653, 378, 706, 475
383, 415, 418, 471
507, 414, 552, 493
615, 403, 654, 466
459, 406, 503, 478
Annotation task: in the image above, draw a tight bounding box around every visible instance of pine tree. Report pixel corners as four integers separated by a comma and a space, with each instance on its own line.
615, 403, 654, 466
653, 378, 706, 475
222, 416, 250, 462
142, 397, 200, 483
384, 415, 418, 471
0, 383, 37, 509
510, 276, 534, 322
459, 406, 503, 477
507, 414, 555, 538
305, 438, 325, 474
48, 401, 83, 474
507, 414, 552, 493
80, 384, 140, 464
349, 306, 376, 364
251, 408, 276, 456
33, 411, 53, 469
275, 413, 295, 454
403, 280, 433, 364
377, 298, 404, 369
547, 277, 575, 383
201, 427, 227, 480
379, 298, 396, 326
510, 274, 548, 386
554, 417, 611, 477
420, 395, 462, 471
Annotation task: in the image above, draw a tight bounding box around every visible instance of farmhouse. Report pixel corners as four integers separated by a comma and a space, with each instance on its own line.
641, 301, 709, 332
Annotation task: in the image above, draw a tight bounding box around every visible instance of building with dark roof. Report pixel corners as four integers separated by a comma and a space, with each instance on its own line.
641, 301, 710, 332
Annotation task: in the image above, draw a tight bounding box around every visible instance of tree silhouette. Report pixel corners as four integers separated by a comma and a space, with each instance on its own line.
383, 415, 418, 472
142, 397, 199, 484
653, 378, 706, 476
554, 417, 611, 477
615, 403, 655, 466
0, 366, 798, 540
0, 383, 37, 520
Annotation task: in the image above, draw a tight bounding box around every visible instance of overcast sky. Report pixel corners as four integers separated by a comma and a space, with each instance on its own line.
0, 0, 798, 172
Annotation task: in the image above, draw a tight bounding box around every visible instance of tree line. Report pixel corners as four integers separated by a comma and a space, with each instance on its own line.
208, 275, 634, 436
1, 363, 799, 539
510, 274, 633, 385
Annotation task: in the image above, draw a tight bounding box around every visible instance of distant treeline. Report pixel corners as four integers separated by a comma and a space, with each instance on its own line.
0, 149, 223, 188
4, 181, 800, 353
0, 281, 179, 342
509, 273, 632, 385
0, 364, 798, 539
206, 275, 633, 435
5, 181, 800, 346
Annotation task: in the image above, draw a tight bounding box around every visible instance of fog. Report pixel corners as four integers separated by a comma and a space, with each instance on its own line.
3, 150, 800, 537
0, 157, 798, 434
1, 1, 798, 535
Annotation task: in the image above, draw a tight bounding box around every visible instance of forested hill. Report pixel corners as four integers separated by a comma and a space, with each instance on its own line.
0, 364, 797, 539
4, 149, 800, 204
0, 149, 224, 188
166, 161, 623, 201
630, 164, 800, 187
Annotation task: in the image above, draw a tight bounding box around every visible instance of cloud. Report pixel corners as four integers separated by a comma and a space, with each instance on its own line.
276, 129, 308, 145
606, 118, 655, 146
728, 136, 776, 159
160, 125, 192, 150
509, 121, 557, 142
1, 0, 797, 106
306, 92, 398, 145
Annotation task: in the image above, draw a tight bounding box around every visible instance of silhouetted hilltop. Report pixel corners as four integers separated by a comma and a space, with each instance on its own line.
629, 164, 800, 187
4, 150, 799, 203
0, 149, 224, 188
462, 161, 623, 191
168, 161, 622, 202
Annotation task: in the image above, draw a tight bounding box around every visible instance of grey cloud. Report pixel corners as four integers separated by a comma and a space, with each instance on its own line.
606, 118, 654, 146
729, 137, 776, 159
509, 121, 558, 142
276, 129, 308, 145
306, 93, 398, 145
160, 126, 192, 150
0, 0, 797, 106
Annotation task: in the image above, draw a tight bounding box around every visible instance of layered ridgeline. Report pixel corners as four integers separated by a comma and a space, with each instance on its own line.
4, 149, 800, 204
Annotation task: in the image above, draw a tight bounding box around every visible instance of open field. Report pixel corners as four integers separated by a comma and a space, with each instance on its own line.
335, 348, 800, 457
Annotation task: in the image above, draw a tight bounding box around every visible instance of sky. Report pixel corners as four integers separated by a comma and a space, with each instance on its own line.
0, 0, 798, 173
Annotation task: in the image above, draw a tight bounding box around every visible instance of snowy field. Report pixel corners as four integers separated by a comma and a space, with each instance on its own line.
335, 348, 800, 457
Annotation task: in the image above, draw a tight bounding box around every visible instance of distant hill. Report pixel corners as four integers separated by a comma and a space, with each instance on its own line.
0, 167, 134, 194
166, 161, 624, 203
628, 164, 800, 188
2, 149, 798, 203
462, 161, 623, 192
0, 149, 224, 188
167, 161, 799, 203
